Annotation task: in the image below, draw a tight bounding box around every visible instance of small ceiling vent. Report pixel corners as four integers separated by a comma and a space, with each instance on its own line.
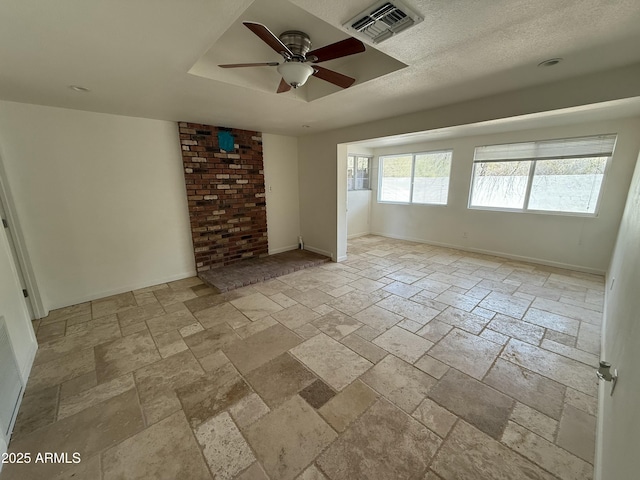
344, 0, 423, 44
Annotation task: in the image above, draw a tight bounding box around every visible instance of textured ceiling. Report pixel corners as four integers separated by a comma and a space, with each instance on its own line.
1, 0, 640, 135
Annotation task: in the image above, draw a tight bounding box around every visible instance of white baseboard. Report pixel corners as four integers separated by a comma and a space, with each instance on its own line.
347, 231, 370, 239
370, 231, 605, 275
268, 244, 299, 255
337, 255, 348, 262
304, 245, 334, 261
44, 270, 198, 315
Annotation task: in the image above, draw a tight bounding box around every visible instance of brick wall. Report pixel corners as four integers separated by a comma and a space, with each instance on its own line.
178, 122, 268, 272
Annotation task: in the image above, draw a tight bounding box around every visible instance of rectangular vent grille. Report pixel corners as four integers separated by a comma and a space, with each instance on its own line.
0, 316, 23, 438
344, 0, 422, 44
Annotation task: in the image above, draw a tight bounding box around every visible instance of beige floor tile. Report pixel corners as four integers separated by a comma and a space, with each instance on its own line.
479, 291, 531, 319
373, 326, 433, 363
198, 350, 230, 372
382, 280, 423, 298
376, 295, 440, 325
510, 402, 558, 442
340, 333, 387, 363
58, 373, 135, 420
502, 421, 593, 480
531, 297, 602, 325
117, 303, 164, 329
557, 404, 596, 463
245, 353, 317, 407
51, 455, 101, 480
386, 268, 428, 284
183, 323, 239, 359
298, 465, 328, 480
433, 290, 480, 312
229, 392, 270, 429
411, 277, 451, 294
183, 292, 227, 313
318, 399, 441, 480
153, 287, 198, 307
416, 319, 452, 343
479, 328, 509, 345
224, 324, 302, 374
312, 311, 362, 340
565, 387, 598, 416
318, 380, 378, 432
269, 291, 298, 308
299, 380, 336, 409
146, 305, 197, 336
412, 398, 458, 438
434, 307, 488, 334
427, 272, 481, 289
92, 291, 137, 319
26, 348, 96, 394
484, 358, 566, 420
36, 321, 66, 342
428, 328, 501, 379
40, 302, 91, 326
329, 290, 386, 316
34, 322, 120, 365
176, 361, 251, 428
195, 302, 249, 329
544, 329, 577, 347
245, 396, 337, 480
429, 369, 513, 439
361, 355, 436, 412
230, 292, 284, 320
541, 339, 599, 366
291, 333, 372, 391
577, 322, 601, 355
523, 308, 580, 336
11, 386, 58, 439
487, 313, 545, 345
4, 389, 144, 480
501, 339, 597, 396
178, 322, 205, 337
284, 288, 335, 309
65, 313, 118, 336
195, 412, 255, 480
352, 305, 402, 330
59, 371, 97, 399
272, 303, 320, 329
235, 316, 278, 339
431, 421, 556, 480
234, 462, 270, 480
102, 410, 211, 480
95, 330, 160, 383
414, 355, 449, 379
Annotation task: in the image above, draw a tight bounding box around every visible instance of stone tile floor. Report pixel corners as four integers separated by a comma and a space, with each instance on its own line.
2, 235, 603, 480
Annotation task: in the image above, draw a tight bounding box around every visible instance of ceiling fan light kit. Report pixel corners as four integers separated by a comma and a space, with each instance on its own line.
219, 21, 366, 93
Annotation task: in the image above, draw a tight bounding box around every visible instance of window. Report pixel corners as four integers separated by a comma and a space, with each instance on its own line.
469, 134, 616, 215
347, 155, 372, 190
378, 150, 452, 204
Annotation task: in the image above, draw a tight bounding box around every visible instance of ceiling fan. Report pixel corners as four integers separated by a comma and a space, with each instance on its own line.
219, 22, 366, 93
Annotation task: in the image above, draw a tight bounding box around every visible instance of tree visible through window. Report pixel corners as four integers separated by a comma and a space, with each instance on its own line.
347, 155, 371, 190
469, 134, 616, 215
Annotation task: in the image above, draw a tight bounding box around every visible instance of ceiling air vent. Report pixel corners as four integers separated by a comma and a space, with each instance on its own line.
344, 0, 423, 44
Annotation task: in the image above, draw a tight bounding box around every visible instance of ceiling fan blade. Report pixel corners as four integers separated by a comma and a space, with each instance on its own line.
219, 62, 279, 68
277, 78, 292, 93
243, 22, 294, 58
312, 66, 356, 89
307, 37, 365, 63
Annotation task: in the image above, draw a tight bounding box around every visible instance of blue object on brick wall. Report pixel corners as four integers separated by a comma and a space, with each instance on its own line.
218, 131, 235, 152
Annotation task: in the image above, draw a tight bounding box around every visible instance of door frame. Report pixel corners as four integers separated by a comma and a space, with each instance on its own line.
0, 154, 44, 319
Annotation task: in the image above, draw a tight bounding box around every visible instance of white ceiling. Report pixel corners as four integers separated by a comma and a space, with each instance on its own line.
1, 0, 640, 136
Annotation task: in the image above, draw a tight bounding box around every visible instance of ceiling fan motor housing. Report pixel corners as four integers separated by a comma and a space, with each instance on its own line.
278, 31, 312, 59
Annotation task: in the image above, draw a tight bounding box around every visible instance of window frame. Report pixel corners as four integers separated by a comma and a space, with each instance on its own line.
468, 135, 616, 217
347, 154, 372, 191
377, 149, 453, 206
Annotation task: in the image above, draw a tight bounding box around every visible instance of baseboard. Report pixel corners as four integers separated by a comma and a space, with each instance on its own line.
20, 338, 38, 385
268, 244, 299, 255
44, 270, 198, 314
347, 231, 370, 239
304, 245, 334, 261
337, 255, 348, 262
369, 231, 605, 275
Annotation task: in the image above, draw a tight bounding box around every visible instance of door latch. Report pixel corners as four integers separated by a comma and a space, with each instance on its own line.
596, 361, 618, 396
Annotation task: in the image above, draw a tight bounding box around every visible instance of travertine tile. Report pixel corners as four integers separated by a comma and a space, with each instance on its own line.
427, 272, 481, 289
236, 315, 278, 339
102, 410, 210, 480
147, 304, 197, 336
153, 329, 188, 358
484, 358, 566, 420
317, 399, 441, 480
531, 297, 602, 325
429, 369, 513, 439
117, 303, 164, 329
411, 277, 451, 294
382, 281, 423, 298
349, 277, 386, 293
433, 290, 480, 312
479, 291, 531, 319
51, 455, 101, 480
414, 355, 449, 379
153, 287, 198, 307
40, 302, 91, 326
229, 392, 270, 429
387, 268, 428, 284
34, 322, 120, 365
58, 373, 135, 420
183, 323, 239, 359
501, 338, 596, 396
4, 390, 144, 480
230, 292, 284, 320
329, 290, 386, 316
541, 339, 599, 366
353, 324, 385, 341
195, 412, 255, 480
416, 319, 452, 343
198, 350, 230, 372
340, 333, 387, 363
361, 355, 436, 412
502, 421, 593, 480
245, 396, 337, 480
65, 313, 119, 336
376, 295, 440, 325
245, 353, 317, 407
487, 313, 545, 345
565, 387, 597, 416
95, 330, 160, 383
545, 329, 577, 347
269, 291, 298, 308
224, 324, 302, 374
373, 326, 433, 363
282, 288, 334, 309
179, 322, 205, 337
510, 402, 558, 442
557, 404, 596, 463
294, 322, 322, 339
27, 348, 96, 394
431, 421, 556, 480
299, 379, 336, 409
235, 463, 269, 480
577, 322, 600, 355
412, 398, 458, 437
271, 303, 321, 330
291, 333, 372, 391
36, 321, 66, 341
352, 305, 402, 330
176, 362, 251, 428
312, 310, 362, 339
92, 291, 137, 318
523, 308, 580, 336
479, 328, 509, 345
434, 307, 488, 334
59, 370, 97, 399
428, 328, 501, 379
318, 380, 378, 432
298, 465, 328, 480
11, 386, 58, 438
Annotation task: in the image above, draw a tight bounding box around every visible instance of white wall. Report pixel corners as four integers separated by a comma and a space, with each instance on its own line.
297, 64, 640, 264
367, 117, 640, 273
262, 133, 300, 253
596, 149, 640, 479
0, 101, 196, 312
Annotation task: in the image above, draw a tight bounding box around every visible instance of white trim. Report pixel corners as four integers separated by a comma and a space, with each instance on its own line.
303, 245, 334, 261
370, 231, 606, 275
45, 270, 197, 313
337, 255, 348, 262
347, 232, 370, 239
268, 244, 299, 255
